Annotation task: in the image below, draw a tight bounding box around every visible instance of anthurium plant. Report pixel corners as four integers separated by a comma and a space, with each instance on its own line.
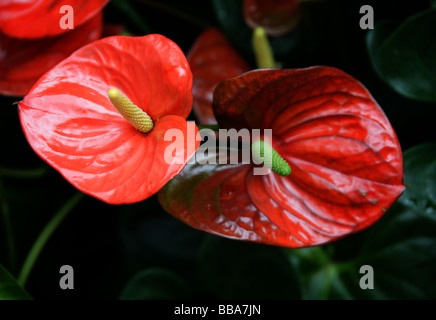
0, 0, 435, 301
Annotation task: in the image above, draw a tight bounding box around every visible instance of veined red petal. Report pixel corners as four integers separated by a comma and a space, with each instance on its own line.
188, 28, 250, 124
159, 150, 334, 247
0, 13, 102, 97
243, 0, 302, 36
160, 67, 405, 247
0, 0, 109, 39
19, 34, 197, 204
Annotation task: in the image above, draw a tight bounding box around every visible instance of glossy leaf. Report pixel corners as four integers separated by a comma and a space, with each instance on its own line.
0, 0, 109, 39
0, 264, 32, 300
119, 268, 190, 300
288, 246, 359, 299
188, 28, 250, 124
289, 202, 436, 299
0, 13, 102, 97
367, 9, 436, 102
199, 236, 301, 299
159, 67, 405, 248
398, 143, 436, 220
19, 35, 198, 204
243, 0, 302, 36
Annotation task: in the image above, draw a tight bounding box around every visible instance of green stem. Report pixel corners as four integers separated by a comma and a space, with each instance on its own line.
0, 177, 16, 274
197, 124, 220, 131
112, 0, 153, 35
18, 192, 84, 286
0, 166, 48, 179
320, 265, 336, 300
252, 27, 276, 69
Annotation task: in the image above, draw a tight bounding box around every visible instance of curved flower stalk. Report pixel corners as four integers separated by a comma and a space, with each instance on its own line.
243, 0, 303, 36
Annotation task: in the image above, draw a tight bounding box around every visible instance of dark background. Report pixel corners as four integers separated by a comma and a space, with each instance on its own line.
0, 0, 435, 300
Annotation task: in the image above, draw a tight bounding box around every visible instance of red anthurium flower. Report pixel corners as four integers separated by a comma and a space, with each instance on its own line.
188, 28, 250, 124
0, 13, 102, 97
159, 66, 405, 248
18, 34, 199, 204
243, 0, 302, 36
0, 0, 108, 39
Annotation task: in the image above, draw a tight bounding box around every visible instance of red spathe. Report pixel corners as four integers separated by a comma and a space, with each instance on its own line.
19, 34, 199, 204
160, 67, 405, 248
0, 0, 109, 39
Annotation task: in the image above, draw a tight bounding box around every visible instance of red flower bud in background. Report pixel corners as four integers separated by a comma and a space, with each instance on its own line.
159, 66, 405, 248
243, 0, 303, 36
0, 0, 109, 39
188, 28, 250, 124
18, 35, 199, 204
0, 13, 103, 97
0, 0, 112, 97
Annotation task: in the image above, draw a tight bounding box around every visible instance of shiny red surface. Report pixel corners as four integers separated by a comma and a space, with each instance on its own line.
0, 0, 109, 39
159, 67, 405, 247
0, 13, 102, 97
243, 0, 302, 35
188, 28, 250, 124
19, 35, 198, 204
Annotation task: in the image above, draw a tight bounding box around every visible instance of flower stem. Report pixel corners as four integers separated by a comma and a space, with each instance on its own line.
252, 27, 276, 69
17, 192, 84, 286
0, 166, 48, 179
0, 177, 16, 274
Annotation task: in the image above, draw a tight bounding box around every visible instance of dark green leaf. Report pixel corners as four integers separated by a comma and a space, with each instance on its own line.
359, 203, 436, 299
288, 246, 362, 300
367, 9, 436, 102
0, 264, 32, 300
288, 202, 436, 299
199, 236, 301, 299
119, 268, 190, 300
398, 142, 436, 220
